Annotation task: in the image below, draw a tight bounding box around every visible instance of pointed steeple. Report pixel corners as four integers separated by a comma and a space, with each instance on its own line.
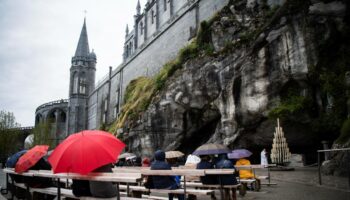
136, 0, 141, 15
74, 18, 90, 57
125, 24, 129, 37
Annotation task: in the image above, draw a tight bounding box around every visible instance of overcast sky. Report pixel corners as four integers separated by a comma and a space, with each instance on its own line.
0, 0, 147, 127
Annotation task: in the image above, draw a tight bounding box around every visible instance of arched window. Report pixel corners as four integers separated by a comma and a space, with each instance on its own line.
60, 111, 66, 123
129, 42, 133, 54
140, 22, 144, 35
48, 111, 56, 124
35, 114, 43, 125
73, 72, 79, 94
151, 10, 154, 24
79, 72, 86, 94
102, 98, 108, 124
126, 44, 129, 57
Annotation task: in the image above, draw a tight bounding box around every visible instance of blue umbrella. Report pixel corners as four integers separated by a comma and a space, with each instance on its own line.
227, 149, 252, 159
5, 150, 27, 168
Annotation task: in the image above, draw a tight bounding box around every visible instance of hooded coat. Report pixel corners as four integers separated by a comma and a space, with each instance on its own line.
150, 150, 176, 189
235, 158, 255, 179
215, 154, 238, 185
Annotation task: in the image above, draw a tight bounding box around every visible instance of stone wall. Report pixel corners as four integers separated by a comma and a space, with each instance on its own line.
87, 0, 229, 130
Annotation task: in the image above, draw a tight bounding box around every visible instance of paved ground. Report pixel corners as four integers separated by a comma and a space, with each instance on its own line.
239, 166, 350, 200
0, 166, 349, 200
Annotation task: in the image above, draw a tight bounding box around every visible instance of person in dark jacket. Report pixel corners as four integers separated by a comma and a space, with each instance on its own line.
24, 157, 55, 200
72, 180, 92, 197
5, 150, 27, 199
215, 154, 238, 200
215, 154, 238, 185
150, 150, 184, 200
89, 163, 118, 198
195, 155, 218, 200
196, 155, 218, 184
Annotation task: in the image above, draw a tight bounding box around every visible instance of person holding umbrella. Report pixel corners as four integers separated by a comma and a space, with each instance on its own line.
5, 150, 28, 199
48, 130, 126, 198
215, 154, 238, 200
231, 149, 261, 191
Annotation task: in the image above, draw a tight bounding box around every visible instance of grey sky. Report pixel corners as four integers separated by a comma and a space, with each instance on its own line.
0, 0, 147, 126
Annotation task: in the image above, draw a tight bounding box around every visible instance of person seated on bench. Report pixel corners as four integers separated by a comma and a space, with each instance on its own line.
142, 157, 151, 167
150, 150, 184, 200
235, 157, 261, 190
216, 154, 238, 200
24, 157, 55, 200
197, 155, 218, 184
5, 150, 28, 199
89, 163, 118, 198
166, 157, 182, 187
194, 155, 218, 200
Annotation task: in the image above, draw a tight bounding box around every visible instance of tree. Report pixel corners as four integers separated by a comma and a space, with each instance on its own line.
31, 120, 56, 149
0, 110, 22, 165
270, 118, 292, 165
0, 110, 21, 129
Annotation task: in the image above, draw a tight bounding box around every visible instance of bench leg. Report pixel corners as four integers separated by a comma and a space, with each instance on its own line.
223, 188, 231, 200
252, 179, 261, 191
188, 194, 197, 200
238, 184, 246, 196
131, 191, 142, 198
210, 193, 216, 200
231, 188, 237, 200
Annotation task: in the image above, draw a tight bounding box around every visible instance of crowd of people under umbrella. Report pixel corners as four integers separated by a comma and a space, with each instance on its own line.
3, 130, 267, 200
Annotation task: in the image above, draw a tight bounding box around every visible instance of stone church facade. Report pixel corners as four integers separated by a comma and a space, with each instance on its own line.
35, 0, 228, 141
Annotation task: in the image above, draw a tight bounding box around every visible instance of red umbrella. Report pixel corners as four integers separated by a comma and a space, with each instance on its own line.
48, 130, 125, 175
15, 145, 49, 173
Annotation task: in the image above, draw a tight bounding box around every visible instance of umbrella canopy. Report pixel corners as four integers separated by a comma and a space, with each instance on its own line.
227, 149, 252, 159
165, 151, 184, 159
15, 145, 49, 173
6, 150, 27, 168
48, 130, 125, 175
118, 152, 136, 160
192, 143, 230, 156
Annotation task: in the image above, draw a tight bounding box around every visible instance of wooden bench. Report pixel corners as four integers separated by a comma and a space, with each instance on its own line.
113, 168, 239, 200
118, 184, 215, 199
13, 182, 148, 200
5, 167, 239, 200
182, 181, 245, 196
234, 164, 277, 191
3, 168, 144, 200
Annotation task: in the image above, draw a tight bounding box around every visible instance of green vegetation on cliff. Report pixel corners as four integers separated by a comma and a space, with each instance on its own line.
109, 20, 217, 134
336, 119, 350, 145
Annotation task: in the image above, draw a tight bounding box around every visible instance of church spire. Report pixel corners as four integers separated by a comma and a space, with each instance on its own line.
125, 24, 129, 37
136, 0, 141, 15
74, 18, 90, 57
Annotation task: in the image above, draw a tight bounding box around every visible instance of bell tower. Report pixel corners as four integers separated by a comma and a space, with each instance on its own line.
67, 18, 96, 135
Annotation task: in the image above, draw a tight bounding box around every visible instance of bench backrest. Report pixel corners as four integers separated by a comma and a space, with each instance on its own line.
3, 168, 142, 183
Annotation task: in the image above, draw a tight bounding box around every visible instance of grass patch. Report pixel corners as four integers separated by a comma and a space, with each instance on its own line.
109, 77, 156, 134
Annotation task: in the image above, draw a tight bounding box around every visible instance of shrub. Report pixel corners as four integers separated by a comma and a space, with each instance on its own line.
197, 21, 212, 46
336, 119, 350, 145
268, 95, 308, 119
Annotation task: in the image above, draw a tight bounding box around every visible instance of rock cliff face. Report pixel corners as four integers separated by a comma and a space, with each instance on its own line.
122, 0, 349, 163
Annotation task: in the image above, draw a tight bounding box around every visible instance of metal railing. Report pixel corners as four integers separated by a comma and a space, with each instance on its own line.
317, 148, 350, 187
36, 99, 68, 112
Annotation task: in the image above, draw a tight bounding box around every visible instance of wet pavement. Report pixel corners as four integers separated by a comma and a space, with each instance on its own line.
239, 166, 350, 200
0, 166, 349, 200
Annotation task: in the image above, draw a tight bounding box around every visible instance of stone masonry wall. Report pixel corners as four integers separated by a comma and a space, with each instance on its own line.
87, 0, 229, 130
